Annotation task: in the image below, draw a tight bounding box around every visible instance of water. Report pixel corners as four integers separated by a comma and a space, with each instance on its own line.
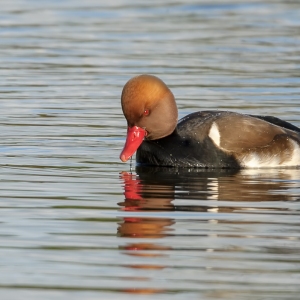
0, 1, 300, 299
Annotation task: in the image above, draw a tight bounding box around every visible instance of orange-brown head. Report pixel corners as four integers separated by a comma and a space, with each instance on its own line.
120, 75, 178, 162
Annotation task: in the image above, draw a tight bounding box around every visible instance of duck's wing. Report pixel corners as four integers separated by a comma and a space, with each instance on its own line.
209, 112, 300, 167
249, 115, 300, 133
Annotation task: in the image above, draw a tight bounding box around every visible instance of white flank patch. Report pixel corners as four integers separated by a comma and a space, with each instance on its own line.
208, 122, 221, 147
242, 153, 262, 168
242, 153, 281, 168
288, 140, 300, 166
241, 139, 300, 168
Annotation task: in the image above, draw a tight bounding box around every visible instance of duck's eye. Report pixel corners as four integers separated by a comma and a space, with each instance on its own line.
143, 109, 150, 116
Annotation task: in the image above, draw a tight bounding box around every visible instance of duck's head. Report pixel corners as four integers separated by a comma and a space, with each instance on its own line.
120, 74, 178, 162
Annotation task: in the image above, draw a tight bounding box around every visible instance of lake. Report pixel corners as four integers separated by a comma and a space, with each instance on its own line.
0, 1, 300, 299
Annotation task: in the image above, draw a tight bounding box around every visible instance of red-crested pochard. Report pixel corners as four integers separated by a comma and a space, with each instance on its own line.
120, 75, 300, 168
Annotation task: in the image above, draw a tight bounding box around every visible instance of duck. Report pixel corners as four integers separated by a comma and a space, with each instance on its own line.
120, 74, 300, 168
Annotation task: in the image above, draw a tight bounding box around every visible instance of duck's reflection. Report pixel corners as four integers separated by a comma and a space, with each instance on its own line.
117, 167, 300, 294
118, 167, 300, 249
117, 216, 174, 240
117, 211, 173, 294
119, 167, 299, 212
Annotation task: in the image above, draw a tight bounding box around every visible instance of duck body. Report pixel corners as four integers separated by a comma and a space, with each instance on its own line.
120, 75, 300, 169
137, 111, 300, 168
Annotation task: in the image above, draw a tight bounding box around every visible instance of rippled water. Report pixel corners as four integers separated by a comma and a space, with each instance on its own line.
1, 1, 300, 299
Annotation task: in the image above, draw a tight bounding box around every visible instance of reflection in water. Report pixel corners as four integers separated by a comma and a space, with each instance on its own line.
118, 217, 174, 239
119, 167, 300, 212
117, 167, 300, 296
117, 210, 173, 294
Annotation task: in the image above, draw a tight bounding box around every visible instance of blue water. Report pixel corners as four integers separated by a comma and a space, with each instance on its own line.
0, 1, 300, 299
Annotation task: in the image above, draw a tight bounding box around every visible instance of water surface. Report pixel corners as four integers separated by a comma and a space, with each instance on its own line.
0, 1, 300, 299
